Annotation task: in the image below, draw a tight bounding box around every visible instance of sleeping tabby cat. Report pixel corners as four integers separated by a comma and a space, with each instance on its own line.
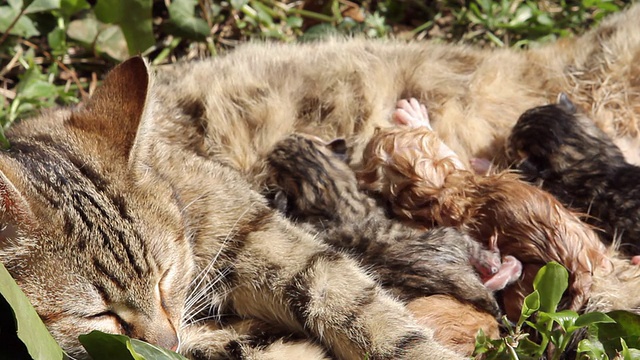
3, 3, 640, 358
0, 58, 460, 359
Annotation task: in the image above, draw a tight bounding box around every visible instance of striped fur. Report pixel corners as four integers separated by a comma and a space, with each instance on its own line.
1, 60, 461, 359
263, 134, 500, 316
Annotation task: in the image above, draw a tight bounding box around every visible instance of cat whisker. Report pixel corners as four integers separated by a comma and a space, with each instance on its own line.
182, 205, 257, 327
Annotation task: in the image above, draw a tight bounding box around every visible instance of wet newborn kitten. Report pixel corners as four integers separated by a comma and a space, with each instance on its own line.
508, 94, 640, 256
359, 98, 612, 319
264, 132, 510, 316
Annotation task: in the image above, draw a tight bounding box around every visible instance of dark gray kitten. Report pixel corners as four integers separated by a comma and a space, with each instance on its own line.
508, 94, 640, 255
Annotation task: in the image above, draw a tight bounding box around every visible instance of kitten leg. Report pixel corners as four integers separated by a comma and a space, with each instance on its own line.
394, 98, 467, 170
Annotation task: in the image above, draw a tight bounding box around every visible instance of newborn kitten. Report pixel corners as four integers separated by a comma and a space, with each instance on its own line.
359, 98, 610, 319
264, 133, 503, 316
508, 94, 640, 256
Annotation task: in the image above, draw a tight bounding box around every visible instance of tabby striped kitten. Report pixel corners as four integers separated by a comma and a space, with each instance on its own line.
0, 58, 461, 359
264, 133, 501, 316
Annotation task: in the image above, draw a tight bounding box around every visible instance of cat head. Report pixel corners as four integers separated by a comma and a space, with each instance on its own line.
0, 58, 194, 357
507, 93, 624, 179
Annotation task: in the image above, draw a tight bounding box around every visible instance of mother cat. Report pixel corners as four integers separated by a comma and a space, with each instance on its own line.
1, 3, 640, 359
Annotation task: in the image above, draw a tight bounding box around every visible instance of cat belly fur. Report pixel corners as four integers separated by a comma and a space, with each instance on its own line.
152, 3, 640, 182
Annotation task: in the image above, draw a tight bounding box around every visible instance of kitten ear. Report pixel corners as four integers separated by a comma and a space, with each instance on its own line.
327, 138, 350, 162
557, 93, 577, 114
272, 190, 289, 214
327, 138, 347, 155
69, 56, 150, 156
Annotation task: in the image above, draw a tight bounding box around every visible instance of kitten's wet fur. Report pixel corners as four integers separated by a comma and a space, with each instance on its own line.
509, 94, 640, 255
264, 134, 501, 316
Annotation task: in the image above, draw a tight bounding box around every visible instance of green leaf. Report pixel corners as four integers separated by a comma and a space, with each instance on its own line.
94, 0, 154, 55
16, 61, 57, 100
538, 309, 579, 331
533, 262, 568, 313
577, 338, 608, 359
0, 6, 40, 37
298, 23, 340, 42
79, 331, 145, 360
8, 0, 23, 9
509, 5, 532, 26
620, 338, 640, 360
519, 290, 540, 326
516, 337, 542, 357
130, 339, 189, 360
96, 25, 129, 61
59, 0, 90, 17
24, 0, 60, 13
593, 310, 640, 357
574, 312, 616, 328
165, 0, 210, 41
536, 13, 553, 26
67, 17, 99, 44
79, 330, 188, 360
230, 0, 248, 11
0, 262, 65, 359
47, 26, 66, 53
286, 16, 303, 28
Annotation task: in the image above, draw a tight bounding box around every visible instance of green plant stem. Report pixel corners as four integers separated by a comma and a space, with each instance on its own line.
409, 20, 434, 36
152, 37, 182, 65
287, 8, 335, 23
240, 4, 258, 20
250, 0, 278, 19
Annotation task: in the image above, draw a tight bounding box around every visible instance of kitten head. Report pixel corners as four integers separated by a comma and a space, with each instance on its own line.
507, 93, 625, 180
0, 58, 194, 357
264, 134, 354, 221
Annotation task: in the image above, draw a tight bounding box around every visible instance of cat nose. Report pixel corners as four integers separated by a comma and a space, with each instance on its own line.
156, 331, 179, 352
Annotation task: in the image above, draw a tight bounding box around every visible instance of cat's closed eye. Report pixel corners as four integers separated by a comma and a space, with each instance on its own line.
85, 310, 130, 335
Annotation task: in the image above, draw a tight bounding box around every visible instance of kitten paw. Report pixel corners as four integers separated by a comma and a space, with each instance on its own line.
483, 256, 523, 291
393, 98, 432, 129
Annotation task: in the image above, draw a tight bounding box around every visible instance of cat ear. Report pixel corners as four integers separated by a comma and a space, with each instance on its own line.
557, 93, 577, 114
327, 138, 350, 162
0, 166, 36, 242
69, 56, 150, 156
